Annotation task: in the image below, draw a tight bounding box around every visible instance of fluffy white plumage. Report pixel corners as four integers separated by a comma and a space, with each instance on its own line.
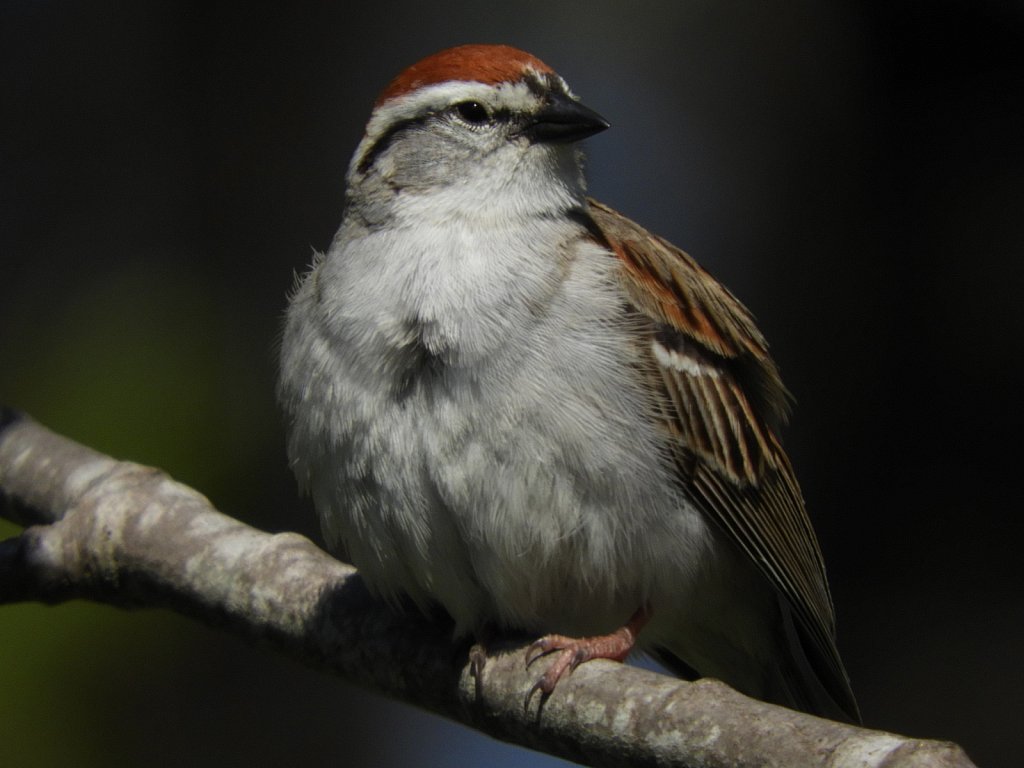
280, 186, 717, 631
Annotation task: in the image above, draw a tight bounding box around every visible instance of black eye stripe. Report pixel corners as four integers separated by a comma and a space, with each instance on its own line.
356, 115, 427, 175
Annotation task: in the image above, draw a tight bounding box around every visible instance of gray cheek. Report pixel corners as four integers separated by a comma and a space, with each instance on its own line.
345, 133, 471, 225
386, 135, 460, 190
386, 128, 510, 192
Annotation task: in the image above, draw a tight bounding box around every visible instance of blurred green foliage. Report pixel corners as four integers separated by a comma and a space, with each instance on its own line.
3, 263, 270, 496
0, 590, 186, 767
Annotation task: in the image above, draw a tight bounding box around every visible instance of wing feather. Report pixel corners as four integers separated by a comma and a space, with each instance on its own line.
586, 198, 858, 720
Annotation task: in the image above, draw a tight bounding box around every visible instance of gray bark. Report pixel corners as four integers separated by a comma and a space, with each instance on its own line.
0, 409, 976, 768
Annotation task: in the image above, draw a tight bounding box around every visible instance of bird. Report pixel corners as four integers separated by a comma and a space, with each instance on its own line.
277, 43, 859, 722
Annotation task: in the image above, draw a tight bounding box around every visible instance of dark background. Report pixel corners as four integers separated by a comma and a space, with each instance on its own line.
2, 2, 1022, 766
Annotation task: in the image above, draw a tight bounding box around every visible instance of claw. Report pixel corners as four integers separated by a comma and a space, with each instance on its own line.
469, 643, 488, 679
469, 641, 490, 702
524, 680, 544, 710
525, 636, 559, 667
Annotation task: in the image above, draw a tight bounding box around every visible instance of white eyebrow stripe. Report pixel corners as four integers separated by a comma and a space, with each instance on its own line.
365, 81, 539, 141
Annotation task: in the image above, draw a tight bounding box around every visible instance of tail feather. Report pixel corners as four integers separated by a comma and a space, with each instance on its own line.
774, 599, 861, 723
652, 600, 860, 723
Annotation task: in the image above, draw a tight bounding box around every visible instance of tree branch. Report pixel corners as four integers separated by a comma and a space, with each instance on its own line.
0, 409, 975, 768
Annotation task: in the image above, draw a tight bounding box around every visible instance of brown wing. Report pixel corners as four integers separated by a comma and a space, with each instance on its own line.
586, 199, 857, 719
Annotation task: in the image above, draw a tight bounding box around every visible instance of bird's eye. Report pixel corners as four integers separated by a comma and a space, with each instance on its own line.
454, 101, 491, 125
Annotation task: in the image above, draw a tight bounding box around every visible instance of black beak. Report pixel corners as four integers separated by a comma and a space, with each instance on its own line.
521, 91, 610, 144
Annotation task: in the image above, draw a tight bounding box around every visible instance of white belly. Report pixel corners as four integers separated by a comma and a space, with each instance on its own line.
279, 225, 713, 636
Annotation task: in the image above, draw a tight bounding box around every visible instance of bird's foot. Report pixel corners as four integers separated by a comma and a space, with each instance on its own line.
523, 605, 651, 707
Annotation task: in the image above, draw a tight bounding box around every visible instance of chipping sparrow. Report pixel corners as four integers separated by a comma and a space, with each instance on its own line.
278, 44, 859, 722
